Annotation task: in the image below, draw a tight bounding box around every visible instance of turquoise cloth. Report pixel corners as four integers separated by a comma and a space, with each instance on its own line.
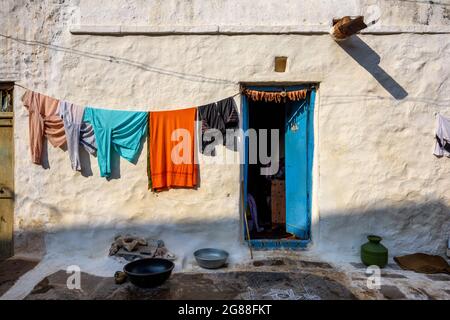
83, 107, 148, 178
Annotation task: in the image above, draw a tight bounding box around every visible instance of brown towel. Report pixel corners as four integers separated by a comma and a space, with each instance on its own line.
22, 90, 66, 164
394, 253, 450, 274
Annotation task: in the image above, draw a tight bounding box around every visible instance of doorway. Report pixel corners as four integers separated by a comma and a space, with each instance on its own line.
0, 83, 14, 260
242, 85, 315, 249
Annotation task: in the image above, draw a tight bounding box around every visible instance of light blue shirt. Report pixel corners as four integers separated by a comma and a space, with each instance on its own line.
83, 107, 148, 177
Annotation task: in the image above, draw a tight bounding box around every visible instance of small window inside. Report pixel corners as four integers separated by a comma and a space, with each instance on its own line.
0, 83, 14, 112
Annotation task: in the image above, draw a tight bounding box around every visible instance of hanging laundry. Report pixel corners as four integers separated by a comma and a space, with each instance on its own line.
58, 101, 97, 171
146, 113, 153, 189
149, 108, 198, 191
434, 114, 450, 157
198, 96, 239, 155
83, 107, 148, 178
21, 90, 66, 164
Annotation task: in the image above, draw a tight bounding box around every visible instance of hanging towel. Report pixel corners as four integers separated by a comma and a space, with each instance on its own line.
149, 108, 198, 191
83, 107, 148, 178
434, 114, 450, 157
58, 101, 97, 171
198, 97, 239, 155
146, 112, 152, 190
21, 90, 66, 164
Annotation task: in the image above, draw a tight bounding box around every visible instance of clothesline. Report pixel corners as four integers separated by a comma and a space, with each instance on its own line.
14, 83, 242, 112
13, 83, 29, 90
13, 84, 319, 112
14, 83, 450, 111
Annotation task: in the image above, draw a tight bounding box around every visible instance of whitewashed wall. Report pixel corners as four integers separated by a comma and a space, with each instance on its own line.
1, 0, 449, 267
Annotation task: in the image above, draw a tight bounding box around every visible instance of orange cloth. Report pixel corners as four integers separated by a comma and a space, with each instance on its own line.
149, 107, 198, 191
22, 90, 66, 164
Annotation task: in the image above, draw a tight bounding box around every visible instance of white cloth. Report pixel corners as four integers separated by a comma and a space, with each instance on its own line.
58, 101, 97, 171
434, 114, 450, 157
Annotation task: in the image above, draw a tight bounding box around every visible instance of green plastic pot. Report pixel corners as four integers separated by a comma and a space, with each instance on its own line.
361, 235, 388, 268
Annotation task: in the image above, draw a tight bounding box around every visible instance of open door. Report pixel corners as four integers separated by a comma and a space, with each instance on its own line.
242, 85, 315, 247
285, 92, 314, 239
0, 84, 14, 260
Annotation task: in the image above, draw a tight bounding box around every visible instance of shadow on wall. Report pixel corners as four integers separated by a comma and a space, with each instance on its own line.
337, 36, 408, 100
38, 134, 148, 180
317, 199, 450, 259
13, 198, 450, 262
14, 218, 246, 267
78, 147, 93, 177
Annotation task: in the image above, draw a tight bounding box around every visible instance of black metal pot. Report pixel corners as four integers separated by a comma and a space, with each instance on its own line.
123, 258, 174, 288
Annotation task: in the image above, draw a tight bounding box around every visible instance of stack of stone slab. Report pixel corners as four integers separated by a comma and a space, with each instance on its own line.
109, 235, 176, 261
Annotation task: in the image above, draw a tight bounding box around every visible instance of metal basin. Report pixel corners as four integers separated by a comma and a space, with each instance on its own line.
194, 248, 229, 269
123, 258, 174, 288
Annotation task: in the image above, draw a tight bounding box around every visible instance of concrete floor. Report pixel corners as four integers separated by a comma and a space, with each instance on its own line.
0, 258, 39, 297
1, 255, 449, 300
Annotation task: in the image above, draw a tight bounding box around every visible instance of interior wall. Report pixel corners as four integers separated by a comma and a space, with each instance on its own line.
0, 0, 449, 267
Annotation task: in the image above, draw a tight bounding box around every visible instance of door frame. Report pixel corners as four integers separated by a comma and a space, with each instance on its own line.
240, 84, 316, 249
0, 82, 14, 259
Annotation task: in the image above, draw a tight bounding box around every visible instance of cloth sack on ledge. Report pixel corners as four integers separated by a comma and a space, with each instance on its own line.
394, 253, 450, 274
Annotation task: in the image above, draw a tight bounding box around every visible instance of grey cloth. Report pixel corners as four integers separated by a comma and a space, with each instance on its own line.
58, 101, 97, 171
434, 114, 450, 157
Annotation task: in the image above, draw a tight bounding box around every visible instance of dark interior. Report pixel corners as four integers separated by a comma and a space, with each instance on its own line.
247, 99, 298, 240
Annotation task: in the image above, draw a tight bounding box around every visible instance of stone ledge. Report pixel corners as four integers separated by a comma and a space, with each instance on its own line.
70, 24, 450, 36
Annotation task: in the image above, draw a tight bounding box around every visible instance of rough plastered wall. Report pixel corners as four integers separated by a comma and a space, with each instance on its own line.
0, 0, 449, 278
